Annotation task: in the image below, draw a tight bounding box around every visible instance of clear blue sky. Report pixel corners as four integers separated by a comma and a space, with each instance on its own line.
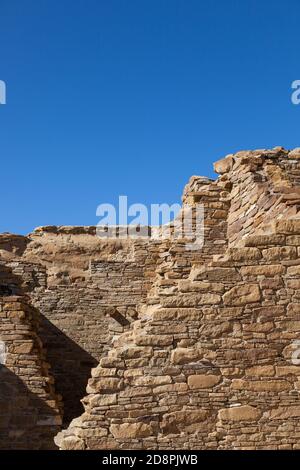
1, 0, 300, 234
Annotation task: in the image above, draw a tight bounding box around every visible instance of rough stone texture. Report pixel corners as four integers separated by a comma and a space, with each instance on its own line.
2, 147, 300, 450
0, 234, 159, 424
0, 266, 62, 449
55, 147, 300, 450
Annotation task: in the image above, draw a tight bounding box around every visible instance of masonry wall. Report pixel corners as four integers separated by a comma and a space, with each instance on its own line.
0, 230, 161, 424
0, 292, 61, 449
1, 147, 300, 450
55, 148, 300, 450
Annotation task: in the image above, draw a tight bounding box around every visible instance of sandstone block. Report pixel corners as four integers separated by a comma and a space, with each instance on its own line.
171, 348, 201, 365
134, 334, 173, 346
231, 379, 290, 392
58, 435, 85, 450
240, 265, 284, 276
286, 265, 300, 277
192, 266, 241, 282
227, 247, 261, 261
223, 284, 260, 306
132, 375, 172, 387
275, 220, 300, 235
89, 394, 117, 406
244, 234, 285, 247
214, 155, 234, 174
153, 383, 188, 394
110, 422, 153, 439
188, 374, 221, 389
267, 406, 300, 420
161, 410, 208, 434
245, 366, 275, 377
218, 405, 262, 422
262, 246, 297, 261
86, 377, 122, 393
152, 308, 201, 322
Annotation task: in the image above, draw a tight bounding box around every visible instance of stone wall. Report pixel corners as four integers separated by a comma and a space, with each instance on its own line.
0, 290, 61, 449
0, 231, 160, 424
2, 147, 300, 450
54, 147, 300, 450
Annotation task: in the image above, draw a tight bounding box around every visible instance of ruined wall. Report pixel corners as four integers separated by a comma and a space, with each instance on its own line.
0, 230, 161, 424
55, 147, 300, 450
0, 289, 61, 449
2, 147, 300, 450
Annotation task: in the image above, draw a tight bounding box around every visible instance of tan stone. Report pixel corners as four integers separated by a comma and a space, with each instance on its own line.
152, 308, 201, 322
132, 375, 172, 387
286, 265, 300, 277
275, 366, 300, 376
192, 266, 240, 282
227, 247, 261, 261
188, 374, 221, 389
161, 410, 208, 433
86, 377, 122, 393
262, 246, 297, 261
134, 334, 173, 346
218, 405, 262, 422
171, 348, 202, 365
110, 422, 153, 439
288, 148, 300, 159
89, 394, 117, 406
153, 383, 188, 394
223, 284, 261, 306
244, 234, 285, 247
246, 366, 275, 377
214, 155, 234, 174
231, 379, 291, 392
275, 219, 300, 235
268, 406, 300, 420
58, 435, 85, 450
240, 265, 284, 276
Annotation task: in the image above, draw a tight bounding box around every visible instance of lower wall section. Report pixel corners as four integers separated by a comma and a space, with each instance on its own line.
4, 235, 160, 425
56, 230, 300, 450
0, 296, 62, 449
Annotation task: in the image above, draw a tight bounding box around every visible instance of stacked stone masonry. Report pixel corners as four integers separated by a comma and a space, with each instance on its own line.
0, 276, 62, 449
1, 147, 300, 449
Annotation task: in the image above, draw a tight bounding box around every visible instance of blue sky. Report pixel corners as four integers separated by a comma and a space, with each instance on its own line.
1, 0, 300, 234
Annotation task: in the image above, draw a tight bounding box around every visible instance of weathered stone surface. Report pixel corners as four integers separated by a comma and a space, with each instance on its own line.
240, 265, 284, 276
231, 379, 291, 392
188, 374, 221, 389
288, 148, 300, 159
246, 366, 275, 377
262, 246, 297, 261
171, 348, 202, 365
3, 147, 300, 451
268, 407, 300, 420
223, 284, 261, 305
161, 410, 208, 433
218, 406, 262, 422
275, 219, 300, 234
0, 295, 62, 450
110, 423, 154, 439
59, 435, 85, 450
214, 155, 234, 174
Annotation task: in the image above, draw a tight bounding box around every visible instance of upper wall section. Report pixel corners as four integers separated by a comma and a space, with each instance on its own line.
214, 147, 300, 246
55, 148, 300, 451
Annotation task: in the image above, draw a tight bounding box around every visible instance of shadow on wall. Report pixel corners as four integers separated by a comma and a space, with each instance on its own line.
0, 366, 60, 450
0, 263, 97, 427
0, 262, 24, 296
39, 317, 98, 425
